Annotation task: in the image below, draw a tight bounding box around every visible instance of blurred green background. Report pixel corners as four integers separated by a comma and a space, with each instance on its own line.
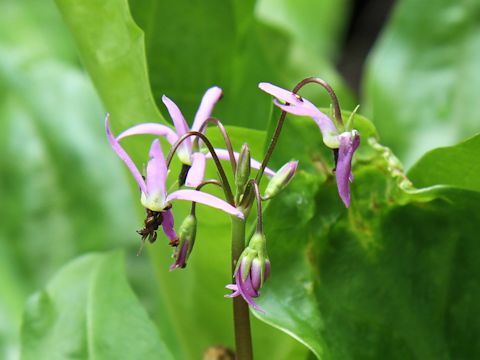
1, 0, 479, 359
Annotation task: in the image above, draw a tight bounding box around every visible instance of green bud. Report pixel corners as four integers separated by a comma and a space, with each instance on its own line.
264, 161, 298, 199
235, 143, 251, 196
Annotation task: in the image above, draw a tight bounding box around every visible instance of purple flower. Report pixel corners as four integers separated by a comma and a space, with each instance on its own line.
170, 214, 196, 270
226, 257, 271, 312
106, 115, 244, 242
225, 232, 270, 311
115, 87, 275, 187
259, 82, 361, 207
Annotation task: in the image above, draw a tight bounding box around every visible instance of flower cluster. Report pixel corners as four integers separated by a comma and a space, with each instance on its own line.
106, 78, 360, 312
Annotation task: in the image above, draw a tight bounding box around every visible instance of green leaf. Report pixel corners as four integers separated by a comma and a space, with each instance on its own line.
363, 0, 480, 166
20, 251, 174, 360
408, 133, 480, 192
256, 0, 351, 58
54, 0, 164, 129
0, 1, 142, 358
254, 115, 480, 358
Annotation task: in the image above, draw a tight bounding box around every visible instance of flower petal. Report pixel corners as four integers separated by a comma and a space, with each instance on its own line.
105, 114, 147, 193
145, 139, 167, 199
191, 86, 223, 132
205, 149, 276, 177
162, 95, 192, 151
335, 131, 360, 207
259, 82, 338, 137
273, 100, 338, 137
116, 123, 179, 145
235, 271, 263, 312
166, 190, 244, 219
185, 152, 206, 187
161, 209, 177, 243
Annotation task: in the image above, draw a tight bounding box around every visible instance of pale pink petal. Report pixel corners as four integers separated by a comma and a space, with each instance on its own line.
145, 140, 167, 197
273, 100, 338, 136
105, 114, 146, 193
162, 95, 192, 151
191, 86, 223, 132
185, 152, 206, 187
166, 190, 244, 219
259, 82, 337, 136
205, 149, 276, 177
116, 123, 179, 145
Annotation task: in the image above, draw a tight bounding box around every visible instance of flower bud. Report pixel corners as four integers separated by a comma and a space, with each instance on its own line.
170, 214, 197, 270
264, 161, 298, 199
226, 232, 270, 311
235, 144, 251, 196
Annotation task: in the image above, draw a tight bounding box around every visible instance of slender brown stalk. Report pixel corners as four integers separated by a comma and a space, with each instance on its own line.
196, 117, 237, 174
190, 179, 223, 214
166, 131, 234, 205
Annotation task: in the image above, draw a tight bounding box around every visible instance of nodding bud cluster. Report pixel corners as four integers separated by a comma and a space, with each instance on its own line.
225, 232, 270, 311
264, 160, 298, 199
235, 144, 251, 199
170, 214, 197, 270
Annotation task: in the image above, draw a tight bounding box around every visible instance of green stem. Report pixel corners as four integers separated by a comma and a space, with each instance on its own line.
231, 215, 253, 360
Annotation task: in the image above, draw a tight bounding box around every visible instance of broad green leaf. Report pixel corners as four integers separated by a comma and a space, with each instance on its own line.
20, 251, 174, 360
54, 0, 164, 128
408, 133, 480, 192
254, 116, 480, 358
0, 2, 146, 357
363, 0, 480, 166
256, 0, 351, 58
128, 0, 298, 130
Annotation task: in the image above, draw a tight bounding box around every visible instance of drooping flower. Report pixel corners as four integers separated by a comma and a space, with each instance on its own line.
170, 214, 197, 270
106, 115, 244, 243
258, 82, 360, 207
115, 87, 275, 187
225, 232, 270, 311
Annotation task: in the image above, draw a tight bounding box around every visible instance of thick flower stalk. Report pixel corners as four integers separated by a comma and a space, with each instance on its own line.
226, 232, 270, 312
259, 82, 360, 207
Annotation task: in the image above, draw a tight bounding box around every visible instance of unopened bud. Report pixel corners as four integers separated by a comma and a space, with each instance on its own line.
170, 214, 197, 270
235, 144, 251, 195
264, 161, 298, 199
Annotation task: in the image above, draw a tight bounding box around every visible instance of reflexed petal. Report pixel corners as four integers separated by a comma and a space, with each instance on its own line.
161, 209, 177, 243
235, 271, 263, 312
206, 149, 276, 177
162, 95, 192, 152
336, 131, 361, 207
259, 82, 338, 137
191, 86, 223, 132
185, 152, 206, 187
105, 114, 147, 193
166, 190, 244, 219
224, 284, 241, 297
116, 123, 179, 145
259, 82, 305, 105
273, 100, 338, 137
145, 140, 167, 200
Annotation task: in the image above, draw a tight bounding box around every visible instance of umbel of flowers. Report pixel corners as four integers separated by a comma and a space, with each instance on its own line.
106, 77, 360, 357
